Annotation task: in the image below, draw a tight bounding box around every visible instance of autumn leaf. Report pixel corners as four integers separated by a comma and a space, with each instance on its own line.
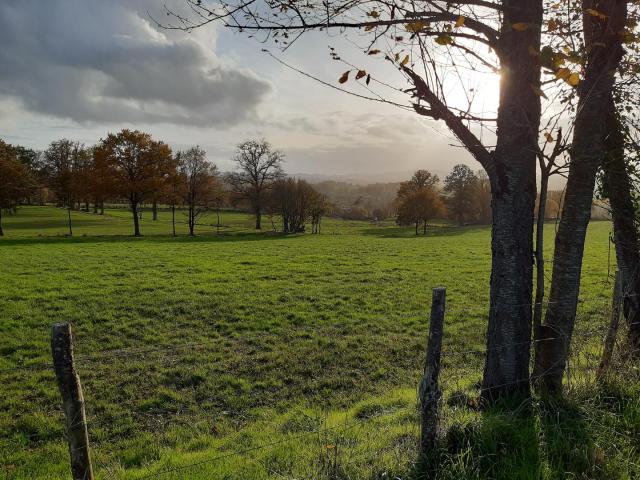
512, 22, 529, 31
406, 21, 427, 33
455, 16, 465, 28
567, 73, 580, 86
368, 49, 381, 55
555, 67, 571, 80
544, 132, 554, 143
356, 70, 367, 80
435, 34, 453, 45
367, 10, 380, 18
365, 25, 375, 31
338, 71, 350, 84
401, 54, 410, 65
547, 19, 560, 31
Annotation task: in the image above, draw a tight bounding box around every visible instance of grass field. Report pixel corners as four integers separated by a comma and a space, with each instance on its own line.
1, 206, 638, 479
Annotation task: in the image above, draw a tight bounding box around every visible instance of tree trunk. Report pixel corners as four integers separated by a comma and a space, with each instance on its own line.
216, 208, 220, 235
602, 105, 640, 353
534, 0, 626, 393
415, 221, 419, 235
255, 206, 262, 230
93, 201, 98, 214
152, 200, 158, 221
480, 0, 542, 401
0, 208, 3, 236
172, 204, 176, 237
100, 202, 104, 215
533, 172, 549, 339
423, 220, 427, 235
131, 201, 141, 236
67, 208, 73, 236
188, 206, 195, 236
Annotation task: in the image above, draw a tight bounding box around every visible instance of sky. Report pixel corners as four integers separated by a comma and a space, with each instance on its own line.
0, 0, 497, 182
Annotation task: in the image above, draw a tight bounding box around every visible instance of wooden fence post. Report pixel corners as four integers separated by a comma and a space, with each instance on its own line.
598, 271, 623, 378
419, 287, 445, 455
51, 323, 94, 480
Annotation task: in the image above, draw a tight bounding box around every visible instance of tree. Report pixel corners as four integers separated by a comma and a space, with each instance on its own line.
270, 178, 321, 233
395, 170, 445, 234
176, 146, 220, 236
42, 139, 90, 235
0, 141, 36, 236
227, 139, 284, 230
443, 165, 478, 225
165, 0, 547, 399
535, 0, 630, 392
98, 129, 173, 236
396, 188, 445, 235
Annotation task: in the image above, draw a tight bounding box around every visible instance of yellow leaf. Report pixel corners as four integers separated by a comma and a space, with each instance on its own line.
368, 10, 379, 18
406, 21, 427, 33
401, 54, 410, 65
555, 67, 571, 80
531, 84, 548, 99
512, 22, 529, 31
566, 73, 580, 86
435, 34, 453, 45
338, 71, 349, 84
356, 70, 367, 80
547, 19, 560, 32
455, 16, 465, 28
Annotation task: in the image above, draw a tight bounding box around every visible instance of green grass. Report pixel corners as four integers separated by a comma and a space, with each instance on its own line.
1, 206, 637, 479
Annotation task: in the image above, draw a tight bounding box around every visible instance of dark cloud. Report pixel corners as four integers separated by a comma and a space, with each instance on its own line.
0, 0, 271, 126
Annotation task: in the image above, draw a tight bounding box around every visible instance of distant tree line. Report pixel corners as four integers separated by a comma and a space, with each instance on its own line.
0, 133, 328, 237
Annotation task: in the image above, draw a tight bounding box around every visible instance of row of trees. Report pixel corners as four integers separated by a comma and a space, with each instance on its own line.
0, 134, 327, 236
168, 0, 640, 397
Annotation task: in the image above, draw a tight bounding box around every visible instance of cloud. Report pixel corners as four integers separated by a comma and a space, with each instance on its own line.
0, 0, 272, 126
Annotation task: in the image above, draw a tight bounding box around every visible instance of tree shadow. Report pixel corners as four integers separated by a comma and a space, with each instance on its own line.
360, 223, 491, 238
0, 230, 304, 247
409, 395, 599, 480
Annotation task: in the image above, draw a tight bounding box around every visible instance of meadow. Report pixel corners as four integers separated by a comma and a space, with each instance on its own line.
1, 206, 638, 479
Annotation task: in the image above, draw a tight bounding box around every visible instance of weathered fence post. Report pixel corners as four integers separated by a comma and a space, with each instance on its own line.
51, 323, 94, 480
598, 270, 623, 377
419, 287, 445, 455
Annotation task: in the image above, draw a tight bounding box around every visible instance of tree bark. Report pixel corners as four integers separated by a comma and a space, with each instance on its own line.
255, 205, 262, 230
480, 0, 542, 401
131, 201, 141, 236
534, 0, 626, 392
533, 172, 549, 339
216, 207, 220, 235
0, 208, 3, 236
67, 208, 73, 236
172, 204, 176, 237
100, 202, 104, 215
602, 105, 640, 352
152, 200, 158, 221
188, 205, 195, 236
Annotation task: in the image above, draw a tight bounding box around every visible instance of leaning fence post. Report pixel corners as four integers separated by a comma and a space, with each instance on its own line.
598, 270, 623, 378
51, 323, 94, 480
419, 287, 445, 455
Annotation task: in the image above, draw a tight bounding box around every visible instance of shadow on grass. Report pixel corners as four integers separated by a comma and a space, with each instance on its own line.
360, 223, 490, 238
409, 395, 599, 480
0, 230, 304, 247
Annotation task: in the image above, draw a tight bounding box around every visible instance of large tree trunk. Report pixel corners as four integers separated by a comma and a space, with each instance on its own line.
152, 200, 158, 221
534, 0, 627, 393
131, 201, 141, 237
255, 206, 262, 230
188, 205, 195, 236
533, 172, 549, 339
602, 105, 640, 352
480, 0, 542, 401
0, 208, 4, 236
